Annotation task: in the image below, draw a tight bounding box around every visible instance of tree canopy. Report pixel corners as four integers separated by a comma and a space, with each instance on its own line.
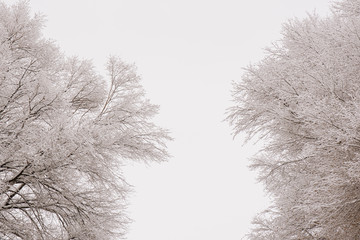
228, 0, 360, 239
0, 1, 170, 239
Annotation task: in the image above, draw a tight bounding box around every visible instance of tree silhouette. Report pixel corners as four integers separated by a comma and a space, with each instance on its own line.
0, 2, 170, 239
228, 0, 360, 239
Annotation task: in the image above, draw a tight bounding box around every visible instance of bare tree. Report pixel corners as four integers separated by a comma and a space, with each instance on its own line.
228, 0, 360, 239
0, 1, 170, 239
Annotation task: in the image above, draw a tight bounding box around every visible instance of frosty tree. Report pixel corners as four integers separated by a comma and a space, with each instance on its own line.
0, 1, 170, 239
227, 0, 360, 239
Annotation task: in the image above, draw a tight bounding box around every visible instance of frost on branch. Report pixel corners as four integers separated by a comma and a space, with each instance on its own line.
227, 0, 360, 239
0, 1, 170, 240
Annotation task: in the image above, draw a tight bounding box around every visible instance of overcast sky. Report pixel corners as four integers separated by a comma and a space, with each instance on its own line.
8, 0, 332, 239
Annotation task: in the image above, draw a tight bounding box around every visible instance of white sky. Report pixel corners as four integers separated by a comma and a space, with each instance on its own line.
8, 0, 332, 239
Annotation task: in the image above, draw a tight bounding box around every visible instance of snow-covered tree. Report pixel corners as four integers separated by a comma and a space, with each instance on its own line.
0, 1, 170, 239
228, 0, 360, 239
